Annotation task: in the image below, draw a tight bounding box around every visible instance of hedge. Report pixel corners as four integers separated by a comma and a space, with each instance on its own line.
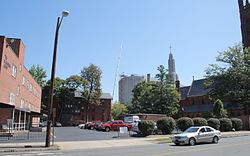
207, 118, 220, 130
176, 117, 193, 132
231, 118, 243, 131
156, 117, 176, 134
138, 120, 155, 136
219, 118, 232, 132
193, 117, 208, 126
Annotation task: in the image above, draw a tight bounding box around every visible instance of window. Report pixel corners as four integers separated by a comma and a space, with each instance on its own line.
9, 93, 15, 105
19, 64, 22, 72
12, 64, 17, 77
20, 99, 24, 108
206, 127, 213, 132
22, 76, 26, 85
200, 128, 206, 133
17, 86, 20, 95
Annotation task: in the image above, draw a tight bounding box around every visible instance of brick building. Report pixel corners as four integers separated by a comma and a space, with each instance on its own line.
179, 78, 246, 118
179, 78, 250, 129
0, 36, 42, 131
59, 91, 112, 126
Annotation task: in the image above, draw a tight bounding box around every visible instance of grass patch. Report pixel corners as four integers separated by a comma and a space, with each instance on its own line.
155, 137, 172, 144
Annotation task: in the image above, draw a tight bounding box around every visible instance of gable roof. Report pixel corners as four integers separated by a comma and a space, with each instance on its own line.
74, 90, 112, 100
187, 78, 211, 97
180, 78, 211, 99
180, 86, 190, 100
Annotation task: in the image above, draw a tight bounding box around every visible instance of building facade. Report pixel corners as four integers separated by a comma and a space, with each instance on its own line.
179, 78, 249, 129
0, 36, 42, 131
119, 74, 145, 105
59, 91, 112, 126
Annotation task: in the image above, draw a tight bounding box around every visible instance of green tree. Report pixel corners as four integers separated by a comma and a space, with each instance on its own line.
41, 77, 66, 115
65, 75, 86, 90
131, 65, 180, 116
80, 64, 102, 122
153, 65, 179, 116
213, 99, 227, 118
111, 103, 128, 120
29, 65, 47, 87
205, 44, 250, 114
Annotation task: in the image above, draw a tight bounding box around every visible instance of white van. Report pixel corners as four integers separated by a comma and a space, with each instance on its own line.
124, 116, 140, 124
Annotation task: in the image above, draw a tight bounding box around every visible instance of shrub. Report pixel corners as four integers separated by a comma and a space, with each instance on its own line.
219, 118, 232, 132
156, 117, 176, 134
176, 117, 193, 132
231, 118, 243, 131
138, 120, 155, 136
207, 118, 220, 130
193, 117, 208, 126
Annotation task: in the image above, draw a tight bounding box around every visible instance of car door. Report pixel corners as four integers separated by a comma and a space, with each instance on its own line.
205, 127, 214, 142
112, 121, 118, 130
197, 128, 206, 143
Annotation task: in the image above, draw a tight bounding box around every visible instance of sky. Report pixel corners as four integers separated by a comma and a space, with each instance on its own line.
0, 1, 242, 101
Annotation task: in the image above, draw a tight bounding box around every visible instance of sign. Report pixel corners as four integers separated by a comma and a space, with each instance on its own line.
119, 127, 128, 134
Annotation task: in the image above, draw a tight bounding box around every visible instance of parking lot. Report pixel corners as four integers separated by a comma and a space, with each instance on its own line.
0, 126, 136, 143
54, 127, 135, 142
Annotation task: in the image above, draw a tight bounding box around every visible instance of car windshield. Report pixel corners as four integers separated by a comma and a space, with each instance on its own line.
184, 127, 199, 133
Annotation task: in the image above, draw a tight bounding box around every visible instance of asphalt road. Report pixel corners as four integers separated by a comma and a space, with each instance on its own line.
0, 127, 135, 143
4, 135, 249, 156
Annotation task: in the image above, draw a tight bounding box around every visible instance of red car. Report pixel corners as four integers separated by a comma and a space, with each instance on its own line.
100, 120, 132, 132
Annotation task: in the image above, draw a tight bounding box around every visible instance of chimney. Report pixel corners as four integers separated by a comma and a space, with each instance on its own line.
147, 73, 150, 82
175, 80, 180, 92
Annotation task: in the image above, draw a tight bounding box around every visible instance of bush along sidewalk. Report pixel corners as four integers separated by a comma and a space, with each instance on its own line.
156, 117, 176, 134
138, 120, 155, 136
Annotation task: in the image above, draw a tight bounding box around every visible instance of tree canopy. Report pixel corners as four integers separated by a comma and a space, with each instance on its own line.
205, 44, 250, 114
29, 65, 47, 87
130, 65, 180, 116
111, 103, 128, 120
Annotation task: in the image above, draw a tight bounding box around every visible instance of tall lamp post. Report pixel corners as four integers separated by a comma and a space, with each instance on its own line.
45, 10, 69, 147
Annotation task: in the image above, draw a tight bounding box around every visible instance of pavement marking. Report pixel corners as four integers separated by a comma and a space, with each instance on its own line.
150, 141, 250, 156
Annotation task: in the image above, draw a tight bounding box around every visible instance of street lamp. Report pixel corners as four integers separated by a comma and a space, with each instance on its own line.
45, 10, 69, 147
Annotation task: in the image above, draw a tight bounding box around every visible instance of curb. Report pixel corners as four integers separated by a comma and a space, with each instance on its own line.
0, 145, 60, 153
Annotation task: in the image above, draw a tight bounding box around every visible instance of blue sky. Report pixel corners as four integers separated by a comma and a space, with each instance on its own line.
1, 1, 241, 101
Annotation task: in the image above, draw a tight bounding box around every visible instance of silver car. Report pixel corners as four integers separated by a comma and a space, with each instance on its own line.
172, 126, 221, 146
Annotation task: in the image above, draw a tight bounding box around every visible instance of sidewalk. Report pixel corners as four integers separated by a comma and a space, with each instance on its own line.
1, 131, 250, 153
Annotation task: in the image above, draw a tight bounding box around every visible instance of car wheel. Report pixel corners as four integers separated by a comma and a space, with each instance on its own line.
105, 127, 110, 132
189, 138, 196, 146
213, 136, 219, 144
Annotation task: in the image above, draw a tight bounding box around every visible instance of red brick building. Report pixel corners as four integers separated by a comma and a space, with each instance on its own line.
0, 36, 42, 131
179, 79, 246, 117
179, 79, 249, 129
59, 91, 112, 126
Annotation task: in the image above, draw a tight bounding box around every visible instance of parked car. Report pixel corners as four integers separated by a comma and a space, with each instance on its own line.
96, 121, 111, 131
84, 122, 93, 129
172, 126, 221, 146
54, 122, 62, 127
100, 120, 132, 132
78, 123, 85, 129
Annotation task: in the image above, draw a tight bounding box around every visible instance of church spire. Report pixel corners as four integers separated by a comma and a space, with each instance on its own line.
168, 46, 178, 82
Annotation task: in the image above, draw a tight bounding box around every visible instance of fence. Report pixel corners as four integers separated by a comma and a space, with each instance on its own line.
0, 121, 46, 143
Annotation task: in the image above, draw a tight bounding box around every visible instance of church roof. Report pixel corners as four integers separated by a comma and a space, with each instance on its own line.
180, 78, 211, 99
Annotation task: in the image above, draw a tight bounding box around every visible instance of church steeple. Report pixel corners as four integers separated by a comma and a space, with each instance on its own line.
168, 46, 178, 83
